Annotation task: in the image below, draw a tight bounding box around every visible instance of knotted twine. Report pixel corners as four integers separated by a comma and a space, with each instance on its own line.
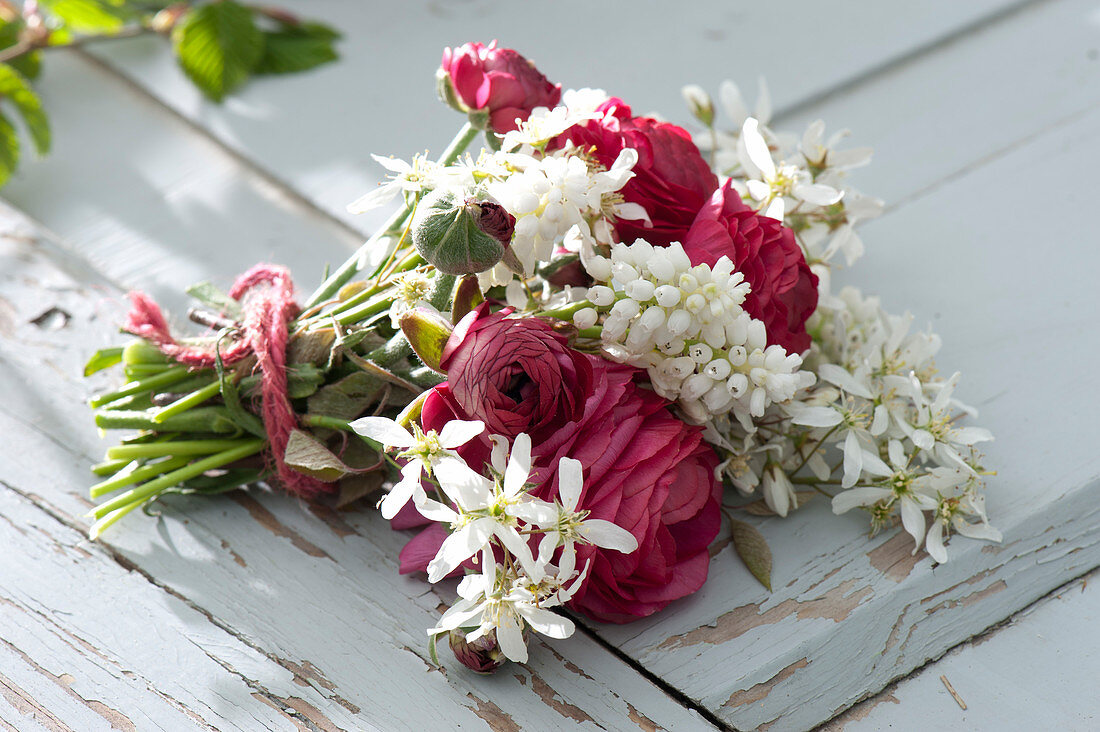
124, 264, 330, 499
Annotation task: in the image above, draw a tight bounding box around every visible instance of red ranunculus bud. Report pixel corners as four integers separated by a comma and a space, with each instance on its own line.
448, 628, 508, 673
439, 41, 561, 133
468, 199, 515, 245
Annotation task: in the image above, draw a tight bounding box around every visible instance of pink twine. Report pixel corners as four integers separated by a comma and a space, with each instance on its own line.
125, 264, 330, 499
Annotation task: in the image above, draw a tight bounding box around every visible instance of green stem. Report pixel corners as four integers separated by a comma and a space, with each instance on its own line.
301, 415, 352, 432
89, 440, 266, 527
303, 122, 479, 308
538, 301, 589, 320
107, 438, 256, 461
91, 458, 132, 478
90, 366, 191, 408
153, 380, 221, 423
334, 294, 394, 327
96, 407, 240, 435
427, 273, 456, 312
90, 456, 192, 499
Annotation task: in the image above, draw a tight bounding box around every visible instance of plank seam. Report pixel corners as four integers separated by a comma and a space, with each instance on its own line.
811, 563, 1100, 730
773, 0, 1052, 123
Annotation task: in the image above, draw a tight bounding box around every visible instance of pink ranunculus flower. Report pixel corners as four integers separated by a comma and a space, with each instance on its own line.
683, 180, 819, 354
437, 303, 593, 438
558, 98, 719, 246
439, 41, 561, 133
404, 305, 722, 624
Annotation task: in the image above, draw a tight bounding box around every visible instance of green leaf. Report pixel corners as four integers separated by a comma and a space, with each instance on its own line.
39, 0, 132, 33
730, 518, 773, 591
0, 111, 19, 187
172, 1, 263, 102
0, 21, 41, 80
307, 370, 385, 422
0, 65, 50, 154
283, 429, 349, 482
186, 280, 243, 319
255, 31, 337, 75
84, 346, 124, 376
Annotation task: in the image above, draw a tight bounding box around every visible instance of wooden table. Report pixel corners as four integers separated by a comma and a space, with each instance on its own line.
1, 2, 1098, 730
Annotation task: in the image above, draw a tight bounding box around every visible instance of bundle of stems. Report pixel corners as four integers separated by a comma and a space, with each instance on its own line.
84, 123, 482, 537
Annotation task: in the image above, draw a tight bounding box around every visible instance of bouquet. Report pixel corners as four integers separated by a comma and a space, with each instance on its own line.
83, 41, 1000, 672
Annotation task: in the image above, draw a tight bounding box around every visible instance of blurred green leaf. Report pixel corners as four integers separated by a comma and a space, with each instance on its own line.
172, 1, 263, 102
0, 111, 19, 186
255, 31, 337, 75
39, 0, 132, 33
0, 21, 42, 79
0, 65, 50, 154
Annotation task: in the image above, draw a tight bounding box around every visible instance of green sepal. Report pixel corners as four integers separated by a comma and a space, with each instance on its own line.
398, 307, 453, 373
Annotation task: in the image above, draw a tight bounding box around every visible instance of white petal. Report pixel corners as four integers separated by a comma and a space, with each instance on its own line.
926, 522, 948, 564
745, 179, 771, 201
900, 499, 926, 551
427, 519, 494, 582
509, 497, 558, 527
349, 417, 413, 447
953, 518, 1003, 542
433, 456, 491, 509
831, 487, 891, 514
556, 457, 583, 511
518, 606, 574, 639
952, 427, 994, 446
788, 405, 843, 428
742, 118, 775, 178
346, 183, 400, 214
504, 433, 532, 498
842, 431, 863, 488
495, 614, 528, 663
861, 450, 894, 478
763, 196, 785, 222
379, 464, 421, 520
537, 531, 561, 568
371, 153, 412, 173
794, 183, 843, 206
719, 79, 748, 125
577, 519, 638, 553
437, 419, 485, 448
494, 525, 543, 583
912, 429, 935, 451
818, 363, 874, 399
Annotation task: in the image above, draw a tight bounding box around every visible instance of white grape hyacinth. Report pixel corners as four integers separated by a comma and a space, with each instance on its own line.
585, 239, 814, 425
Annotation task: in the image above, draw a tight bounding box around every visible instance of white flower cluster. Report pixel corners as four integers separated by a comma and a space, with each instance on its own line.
706, 286, 999, 561
583, 239, 813, 424
684, 81, 998, 561
349, 417, 637, 665
347, 90, 647, 294
484, 147, 645, 286
686, 80, 882, 266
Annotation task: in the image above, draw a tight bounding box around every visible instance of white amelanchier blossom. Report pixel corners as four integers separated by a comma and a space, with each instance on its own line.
483, 146, 645, 285
347, 153, 470, 214
536, 456, 638, 571
428, 548, 583, 663
422, 433, 556, 583
741, 117, 843, 221
348, 416, 486, 520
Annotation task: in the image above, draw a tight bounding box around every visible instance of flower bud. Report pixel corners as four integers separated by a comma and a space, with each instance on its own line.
438, 41, 561, 133
398, 306, 453, 373
448, 628, 507, 674
681, 84, 714, 127
412, 189, 512, 275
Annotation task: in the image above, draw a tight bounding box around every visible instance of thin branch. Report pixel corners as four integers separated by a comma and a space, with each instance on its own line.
0, 25, 154, 65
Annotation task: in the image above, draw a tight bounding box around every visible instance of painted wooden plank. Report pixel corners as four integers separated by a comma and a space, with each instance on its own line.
79, 0, 1032, 231
0, 484, 336, 731
0, 205, 718, 730
828, 568, 1099, 731
584, 46, 1100, 732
